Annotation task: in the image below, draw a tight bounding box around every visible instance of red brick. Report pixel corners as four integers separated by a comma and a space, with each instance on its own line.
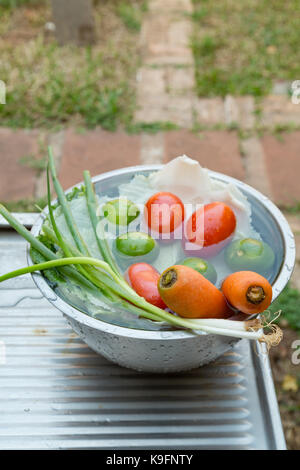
0, 128, 38, 201
164, 130, 245, 180
59, 129, 141, 190
262, 132, 300, 206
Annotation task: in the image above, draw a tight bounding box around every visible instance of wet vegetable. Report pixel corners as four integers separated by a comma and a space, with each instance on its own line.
0, 149, 282, 348
221, 271, 272, 314
145, 191, 184, 236
114, 231, 159, 267
184, 202, 236, 257
225, 238, 275, 275
103, 198, 140, 226
125, 263, 166, 309
116, 231, 157, 256
158, 265, 231, 319
177, 257, 217, 284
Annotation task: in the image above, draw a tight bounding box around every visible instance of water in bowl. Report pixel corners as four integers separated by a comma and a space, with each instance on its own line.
48, 168, 284, 331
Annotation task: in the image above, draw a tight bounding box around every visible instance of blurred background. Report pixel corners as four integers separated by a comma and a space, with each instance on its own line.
0, 0, 299, 448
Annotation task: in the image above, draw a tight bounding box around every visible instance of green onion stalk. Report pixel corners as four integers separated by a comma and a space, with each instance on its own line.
83, 169, 121, 277
48, 148, 89, 256
47, 152, 153, 308
0, 254, 282, 344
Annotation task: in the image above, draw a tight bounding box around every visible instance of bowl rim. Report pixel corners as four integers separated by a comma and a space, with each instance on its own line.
28, 164, 296, 341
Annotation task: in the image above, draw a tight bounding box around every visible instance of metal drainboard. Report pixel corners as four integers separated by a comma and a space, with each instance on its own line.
0, 215, 286, 450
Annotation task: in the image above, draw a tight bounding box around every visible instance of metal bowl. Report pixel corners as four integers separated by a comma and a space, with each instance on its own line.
28, 166, 296, 373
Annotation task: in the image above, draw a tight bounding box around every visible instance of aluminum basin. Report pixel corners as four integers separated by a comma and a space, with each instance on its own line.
29, 166, 296, 373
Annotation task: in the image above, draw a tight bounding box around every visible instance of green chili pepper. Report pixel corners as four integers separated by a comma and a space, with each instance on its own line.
103, 198, 140, 226
177, 257, 217, 284
225, 238, 275, 274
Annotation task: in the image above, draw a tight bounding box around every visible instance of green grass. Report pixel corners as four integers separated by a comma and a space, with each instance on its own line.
117, 1, 147, 32
191, 0, 300, 97
126, 121, 179, 134
188, 6, 208, 22
269, 284, 300, 334
282, 203, 300, 215
0, 1, 145, 130
19, 154, 48, 173
0, 0, 44, 7
0, 197, 47, 213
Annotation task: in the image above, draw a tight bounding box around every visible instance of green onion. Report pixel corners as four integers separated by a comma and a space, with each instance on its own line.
48, 157, 153, 310
48, 147, 89, 256
0, 254, 282, 345
46, 165, 113, 297
45, 167, 164, 316
83, 169, 121, 276
0, 147, 283, 348
48, 150, 121, 300
0, 203, 91, 289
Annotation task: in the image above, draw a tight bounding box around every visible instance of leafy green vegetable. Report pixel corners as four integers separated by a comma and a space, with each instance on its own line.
269, 284, 300, 333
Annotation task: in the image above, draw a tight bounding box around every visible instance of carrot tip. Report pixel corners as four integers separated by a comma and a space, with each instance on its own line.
246, 285, 266, 304
160, 268, 177, 288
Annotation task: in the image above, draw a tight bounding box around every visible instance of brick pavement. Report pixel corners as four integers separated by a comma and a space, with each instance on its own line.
1, 126, 299, 207
0, 0, 299, 288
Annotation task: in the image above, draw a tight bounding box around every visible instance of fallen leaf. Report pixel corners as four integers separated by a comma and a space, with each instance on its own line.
267, 45, 277, 54
282, 374, 298, 392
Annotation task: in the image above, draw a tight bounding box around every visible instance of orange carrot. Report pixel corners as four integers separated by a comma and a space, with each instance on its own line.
158, 265, 231, 319
221, 271, 272, 314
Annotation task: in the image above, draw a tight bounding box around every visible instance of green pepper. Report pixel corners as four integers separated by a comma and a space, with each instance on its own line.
114, 232, 159, 268
225, 238, 275, 274
102, 198, 140, 226
177, 257, 217, 284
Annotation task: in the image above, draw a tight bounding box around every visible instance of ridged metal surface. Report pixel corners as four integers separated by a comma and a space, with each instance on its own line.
0, 224, 286, 450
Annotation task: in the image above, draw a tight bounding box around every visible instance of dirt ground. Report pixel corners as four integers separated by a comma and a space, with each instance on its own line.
269, 327, 300, 450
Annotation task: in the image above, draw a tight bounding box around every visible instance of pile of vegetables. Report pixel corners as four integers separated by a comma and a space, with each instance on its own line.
0, 148, 282, 348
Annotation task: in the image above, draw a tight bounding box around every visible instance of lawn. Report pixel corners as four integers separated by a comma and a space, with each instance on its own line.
270, 284, 300, 334
191, 0, 300, 97
0, 0, 146, 130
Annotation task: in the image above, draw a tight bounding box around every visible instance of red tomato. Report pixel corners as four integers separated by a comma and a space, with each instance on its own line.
125, 263, 166, 309
184, 202, 236, 257
145, 192, 184, 235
